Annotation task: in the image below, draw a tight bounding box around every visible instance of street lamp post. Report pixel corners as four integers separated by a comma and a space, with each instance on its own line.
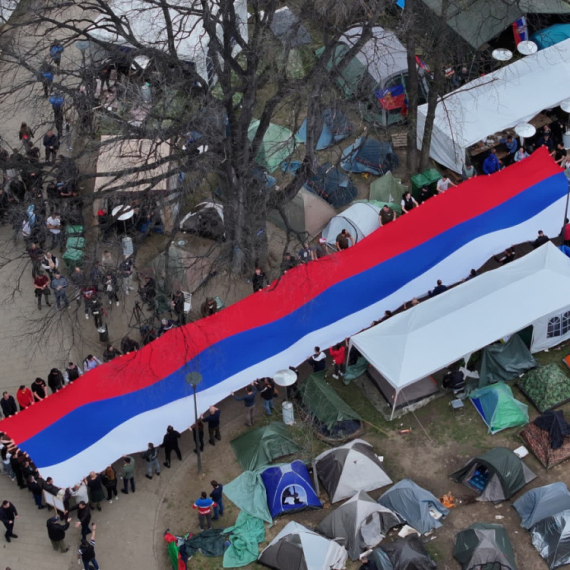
186, 371, 203, 474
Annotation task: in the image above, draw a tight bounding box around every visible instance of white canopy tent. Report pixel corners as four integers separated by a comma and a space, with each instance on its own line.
87, 0, 248, 81
416, 38, 570, 173
350, 244, 570, 418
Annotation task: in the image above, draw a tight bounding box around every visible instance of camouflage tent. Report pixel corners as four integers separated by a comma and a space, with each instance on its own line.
518, 364, 570, 413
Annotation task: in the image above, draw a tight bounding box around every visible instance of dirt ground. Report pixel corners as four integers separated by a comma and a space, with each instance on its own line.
153, 342, 570, 570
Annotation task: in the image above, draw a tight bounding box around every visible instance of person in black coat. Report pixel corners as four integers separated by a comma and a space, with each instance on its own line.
252, 267, 268, 292
161, 425, 182, 468
47, 368, 64, 393
1, 391, 17, 417
0, 500, 18, 542
46, 514, 71, 552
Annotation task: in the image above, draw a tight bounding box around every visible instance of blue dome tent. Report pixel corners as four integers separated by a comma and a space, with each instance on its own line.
261, 460, 322, 518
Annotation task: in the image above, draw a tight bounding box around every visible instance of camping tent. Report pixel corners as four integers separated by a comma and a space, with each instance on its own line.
453, 523, 517, 570
517, 364, 570, 413
341, 137, 399, 176
304, 163, 358, 208
513, 482, 570, 530
270, 6, 311, 47
377, 479, 449, 535
477, 335, 538, 388
370, 172, 407, 207
350, 244, 570, 419
419, 0, 570, 49
315, 439, 392, 503
532, 23, 570, 49
299, 371, 362, 441
267, 187, 336, 238
258, 521, 348, 570
416, 38, 570, 173
86, 0, 248, 81
179, 202, 225, 240
230, 423, 301, 471
261, 461, 321, 519
531, 510, 570, 570
316, 491, 400, 560
451, 447, 536, 502
470, 382, 529, 435
297, 109, 353, 151
248, 120, 300, 172
372, 535, 437, 570
520, 411, 570, 469
321, 202, 382, 248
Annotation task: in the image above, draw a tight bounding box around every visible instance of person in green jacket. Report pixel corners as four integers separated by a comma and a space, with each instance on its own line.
120, 456, 135, 494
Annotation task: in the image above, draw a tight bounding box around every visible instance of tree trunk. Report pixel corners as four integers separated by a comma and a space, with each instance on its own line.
405, 0, 419, 174
419, 0, 449, 171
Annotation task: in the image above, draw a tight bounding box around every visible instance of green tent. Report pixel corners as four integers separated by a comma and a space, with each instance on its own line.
316, 43, 368, 99
470, 383, 529, 434
300, 371, 361, 429
451, 447, 536, 502
230, 422, 301, 471
517, 363, 570, 413
247, 120, 299, 172
370, 172, 408, 206
454, 523, 517, 570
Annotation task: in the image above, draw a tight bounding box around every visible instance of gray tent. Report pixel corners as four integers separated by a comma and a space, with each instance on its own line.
454, 523, 517, 570
315, 439, 392, 503
270, 6, 311, 47
477, 335, 538, 388
513, 482, 570, 530
530, 510, 570, 570
371, 535, 437, 570
377, 479, 449, 535
316, 491, 400, 560
451, 447, 536, 502
258, 521, 348, 570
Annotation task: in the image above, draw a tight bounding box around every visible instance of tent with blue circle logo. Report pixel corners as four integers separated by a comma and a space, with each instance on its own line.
261, 460, 322, 519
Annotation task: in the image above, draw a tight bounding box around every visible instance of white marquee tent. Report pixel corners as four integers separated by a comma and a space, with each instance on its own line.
350, 244, 570, 417
416, 38, 570, 173
87, 0, 248, 82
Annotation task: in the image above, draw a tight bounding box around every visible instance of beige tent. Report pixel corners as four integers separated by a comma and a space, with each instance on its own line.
94, 136, 178, 231
268, 187, 336, 238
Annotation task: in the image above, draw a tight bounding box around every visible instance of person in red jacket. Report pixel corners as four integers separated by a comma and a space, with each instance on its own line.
16, 385, 34, 410
329, 340, 348, 379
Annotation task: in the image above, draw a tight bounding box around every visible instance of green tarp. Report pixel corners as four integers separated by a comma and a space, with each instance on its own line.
224, 471, 273, 524
223, 512, 266, 568
183, 529, 226, 558
300, 371, 361, 429
470, 382, 529, 434
230, 422, 301, 472
370, 172, 408, 208
343, 356, 369, 385
478, 335, 537, 389
247, 120, 299, 172
518, 364, 570, 413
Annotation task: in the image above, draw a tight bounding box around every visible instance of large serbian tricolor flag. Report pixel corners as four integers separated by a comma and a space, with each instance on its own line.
0, 149, 567, 486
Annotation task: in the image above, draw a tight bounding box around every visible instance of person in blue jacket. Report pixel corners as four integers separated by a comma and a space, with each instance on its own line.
482, 148, 502, 175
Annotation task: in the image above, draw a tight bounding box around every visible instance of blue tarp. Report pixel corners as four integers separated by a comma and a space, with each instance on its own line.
531, 24, 570, 50
297, 109, 353, 150
341, 137, 399, 176
261, 460, 322, 519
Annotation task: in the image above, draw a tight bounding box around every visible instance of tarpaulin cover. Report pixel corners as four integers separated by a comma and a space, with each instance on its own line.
0, 150, 567, 487
343, 356, 369, 384
478, 334, 538, 388
183, 529, 226, 558
470, 382, 529, 434
453, 523, 516, 570
223, 512, 265, 568
377, 479, 449, 535
518, 364, 570, 413
224, 471, 273, 524
513, 482, 570, 530
531, 509, 570, 569
341, 137, 398, 176
300, 371, 361, 429
230, 423, 300, 472
535, 410, 570, 449
531, 23, 570, 50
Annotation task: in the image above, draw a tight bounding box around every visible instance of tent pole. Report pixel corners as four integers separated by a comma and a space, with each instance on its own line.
390, 391, 397, 421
